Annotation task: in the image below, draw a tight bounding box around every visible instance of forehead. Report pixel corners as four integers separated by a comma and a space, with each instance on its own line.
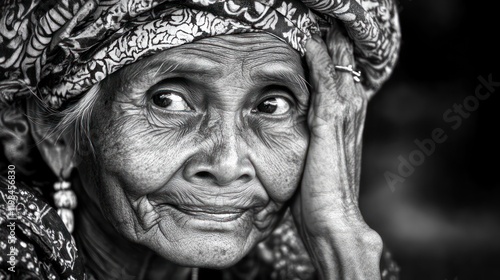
118, 33, 304, 80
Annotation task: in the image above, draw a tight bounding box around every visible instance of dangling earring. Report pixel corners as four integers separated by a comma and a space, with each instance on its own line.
53, 169, 78, 233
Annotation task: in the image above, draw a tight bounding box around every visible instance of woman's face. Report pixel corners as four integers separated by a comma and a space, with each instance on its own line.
77, 33, 309, 267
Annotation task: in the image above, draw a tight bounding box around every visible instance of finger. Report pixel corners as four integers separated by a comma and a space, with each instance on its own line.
326, 25, 376, 101
325, 27, 361, 100
327, 29, 367, 189
305, 34, 346, 140
304, 34, 365, 199
305, 34, 339, 101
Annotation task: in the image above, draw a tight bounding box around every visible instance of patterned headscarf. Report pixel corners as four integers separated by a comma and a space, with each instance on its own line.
0, 0, 400, 109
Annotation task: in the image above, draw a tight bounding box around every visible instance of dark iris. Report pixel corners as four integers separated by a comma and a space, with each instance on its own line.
152, 93, 172, 108
257, 98, 278, 114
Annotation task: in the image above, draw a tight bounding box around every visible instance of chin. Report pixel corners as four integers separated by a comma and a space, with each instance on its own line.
150, 229, 259, 269
134, 209, 266, 269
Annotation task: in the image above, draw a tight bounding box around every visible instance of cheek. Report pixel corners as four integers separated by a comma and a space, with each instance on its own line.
248, 120, 309, 202
86, 102, 193, 199
79, 101, 205, 236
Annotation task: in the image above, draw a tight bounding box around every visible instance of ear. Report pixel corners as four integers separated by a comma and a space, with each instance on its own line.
26, 98, 75, 179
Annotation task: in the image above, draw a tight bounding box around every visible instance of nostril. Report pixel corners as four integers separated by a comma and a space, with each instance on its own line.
195, 171, 213, 179
192, 171, 252, 185
239, 174, 251, 182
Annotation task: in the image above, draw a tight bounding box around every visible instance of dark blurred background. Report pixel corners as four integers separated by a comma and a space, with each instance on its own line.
360, 0, 500, 279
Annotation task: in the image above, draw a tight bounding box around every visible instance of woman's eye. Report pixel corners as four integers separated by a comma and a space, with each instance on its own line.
152, 92, 191, 111
252, 97, 291, 115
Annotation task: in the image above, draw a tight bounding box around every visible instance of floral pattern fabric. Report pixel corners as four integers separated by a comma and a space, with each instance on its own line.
0, 179, 86, 280
0, 0, 400, 109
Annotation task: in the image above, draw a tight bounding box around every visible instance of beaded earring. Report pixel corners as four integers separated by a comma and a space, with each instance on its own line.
53, 171, 78, 233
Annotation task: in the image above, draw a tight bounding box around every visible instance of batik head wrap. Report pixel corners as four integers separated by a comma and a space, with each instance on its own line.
0, 0, 400, 109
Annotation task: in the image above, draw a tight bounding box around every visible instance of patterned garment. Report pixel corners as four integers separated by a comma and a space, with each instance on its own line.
0, 0, 400, 109
0, 180, 86, 280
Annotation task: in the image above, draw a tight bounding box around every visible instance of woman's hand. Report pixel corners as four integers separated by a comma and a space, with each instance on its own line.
291, 29, 383, 280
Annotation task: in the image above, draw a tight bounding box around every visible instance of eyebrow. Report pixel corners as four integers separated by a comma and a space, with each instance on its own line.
252, 66, 310, 100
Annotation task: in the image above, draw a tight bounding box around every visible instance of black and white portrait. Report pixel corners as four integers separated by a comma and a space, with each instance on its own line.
0, 0, 497, 279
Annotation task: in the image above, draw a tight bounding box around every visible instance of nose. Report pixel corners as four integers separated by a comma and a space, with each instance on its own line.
183, 121, 255, 186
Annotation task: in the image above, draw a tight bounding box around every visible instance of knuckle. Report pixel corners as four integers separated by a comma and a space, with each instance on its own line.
330, 99, 350, 115
338, 94, 365, 115
317, 72, 336, 91
351, 95, 366, 112
361, 229, 384, 254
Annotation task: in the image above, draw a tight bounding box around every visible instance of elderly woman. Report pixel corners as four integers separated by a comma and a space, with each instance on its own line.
0, 0, 400, 279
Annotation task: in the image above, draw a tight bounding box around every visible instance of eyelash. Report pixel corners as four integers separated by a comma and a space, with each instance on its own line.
149, 89, 195, 113
253, 86, 299, 115
146, 90, 197, 131
147, 84, 303, 117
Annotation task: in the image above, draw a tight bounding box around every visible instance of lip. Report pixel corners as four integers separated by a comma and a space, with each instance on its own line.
170, 204, 247, 222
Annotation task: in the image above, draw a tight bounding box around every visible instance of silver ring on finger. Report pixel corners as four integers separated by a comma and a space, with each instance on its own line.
334, 65, 361, 83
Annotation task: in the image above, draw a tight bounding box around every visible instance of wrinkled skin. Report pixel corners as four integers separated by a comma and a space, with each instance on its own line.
294, 31, 383, 279
78, 33, 309, 268
70, 31, 382, 279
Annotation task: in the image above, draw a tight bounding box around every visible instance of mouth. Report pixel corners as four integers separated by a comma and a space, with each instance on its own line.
170, 204, 248, 222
